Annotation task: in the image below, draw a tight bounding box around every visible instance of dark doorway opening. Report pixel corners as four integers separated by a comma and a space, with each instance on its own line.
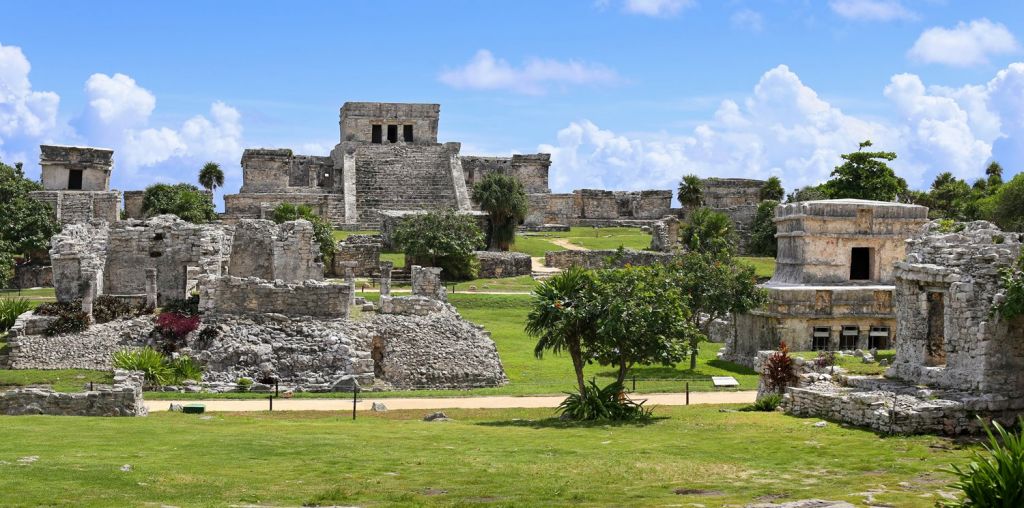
869, 326, 890, 349
371, 336, 385, 379
812, 327, 830, 351
840, 326, 859, 350
925, 292, 946, 366
403, 125, 414, 142
850, 247, 871, 280
387, 124, 398, 143
68, 169, 83, 190
371, 125, 382, 144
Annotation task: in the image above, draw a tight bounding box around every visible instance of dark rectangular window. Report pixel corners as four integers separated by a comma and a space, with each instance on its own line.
387, 124, 398, 143
840, 326, 859, 350
869, 326, 889, 350
812, 326, 830, 351
67, 169, 83, 190
850, 247, 871, 280
403, 125, 414, 142
371, 125, 382, 144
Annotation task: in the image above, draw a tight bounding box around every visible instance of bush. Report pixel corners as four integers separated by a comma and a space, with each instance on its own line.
813, 349, 837, 369
741, 393, 783, 412
35, 300, 89, 336
763, 341, 799, 394
141, 183, 216, 223
162, 295, 200, 317
748, 200, 779, 257
0, 298, 32, 331
994, 254, 1024, 320
236, 377, 254, 392
154, 311, 201, 353
392, 209, 485, 281
92, 295, 153, 324
113, 347, 204, 386
556, 380, 653, 422
944, 417, 1024, 507
271, 202, 337, 266
169, 355, 203, 383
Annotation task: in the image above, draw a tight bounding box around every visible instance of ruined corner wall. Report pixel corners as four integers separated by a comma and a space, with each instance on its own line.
332, 235, 381, 277
29, 190, 120, 225
475, 251, 532, 278
199, 276, 351, 318
544, 249, 676, 270
227, 219, 324, 282
524, 189, 672, 226
0, 370, 146, 417
462, 154, 551, 194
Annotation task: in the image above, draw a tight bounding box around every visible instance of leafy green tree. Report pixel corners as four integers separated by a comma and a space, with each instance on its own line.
760, 176, 784, 202
271, 203, 337, 267
392, 209, 485, 281
928, 172, 973, 220
141, 183, 217, 223
821, 140, 908, 201
748, 200, 779, 257
679, 207, 736, 256
786, 184, 828, 203
669, 251, 768, 368
989, 173, 1024, 232
0, 159, 60, 266
986, 161, 1004, 188
471, 172, 528, 251
198, 161, 225, 193
525, 266, 596, 397
0, 241, 15, 288
588, 264, 694, 384
677, 174, 703, 211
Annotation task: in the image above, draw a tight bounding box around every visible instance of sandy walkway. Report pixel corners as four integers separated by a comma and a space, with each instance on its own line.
147, 391, 756, 412
548, 238, 587, 251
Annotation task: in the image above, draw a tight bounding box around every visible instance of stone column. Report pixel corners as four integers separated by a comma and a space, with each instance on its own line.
339, 261, 358, 306
145, 268, 158, 309
412, 265, 446, 301
379, 261, 393, 297
81, 271, 96, 323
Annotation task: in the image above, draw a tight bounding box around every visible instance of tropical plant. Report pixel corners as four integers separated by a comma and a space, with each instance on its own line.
237, 376, 254, 392
156, 312, 201, 341
679, 207, 737, 256
169, 355, 204, 383
141, 183, 217, 223
92, 295, 153, 324
994, 253, 1024, 320
0, 159, 60, 264
821, 140, 908, 202
472, 172, 528, 251
814, 349, 837, 369
162, 296, 201, 317
198, 161, 225, 193
741, 393, 782, 412
34, 300, 90, 336
986, 161, 1004, 188
525, 266, 596, 397
786, 184, 828, 203
762, 341, 800, 394
748, 200, 779, 257
392, 209, 485, 281
113, 347, 173, 386
0, 242, 15, 288
556, 380, 652, 422
271, 202, 337, 266
760, 176, 784, 202
943, 417, 1024, 507
989, 173, 1024, 232
677, 174, 703, 211
0, 298, 32, 331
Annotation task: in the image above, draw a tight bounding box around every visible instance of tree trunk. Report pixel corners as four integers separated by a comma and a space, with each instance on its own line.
568, 340, 587, 397
616, 356, 629, 386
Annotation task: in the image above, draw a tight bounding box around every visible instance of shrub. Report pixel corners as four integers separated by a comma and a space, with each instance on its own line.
392, 209, 485, 281
556, 380, 653, 422
193, 325, 221, 350
169, 355, 203, 383
763, 341, 799, 394
814, 349, 837, 369
236, 377, 254, 392
113, 347, 173, 386
35, 300, 89, 336
994, 254, 1024, 320
0, 298, 32, 331
141, 183, 216, 223
34, 300, 80, 316
162, 295, 200, 317
154, 311, 201, 353
944, 417, 1024, 507
741, 393, 783, 412
92, 295, 152, 324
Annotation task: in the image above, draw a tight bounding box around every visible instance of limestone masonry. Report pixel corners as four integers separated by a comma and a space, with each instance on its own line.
29, 145, 120, 225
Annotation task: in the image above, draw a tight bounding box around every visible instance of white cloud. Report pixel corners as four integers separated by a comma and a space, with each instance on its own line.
439, 49, 621, 95
0, 43, 61, 163
908, 19, 1019, 67
730, 9, 763, 33
84, 73, 155, 129
623, 0, 695, 17
541, 63, 1024, 194
829, 0, 916, 21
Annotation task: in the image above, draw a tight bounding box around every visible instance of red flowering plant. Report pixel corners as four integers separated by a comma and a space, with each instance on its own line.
154, 311, 201, 353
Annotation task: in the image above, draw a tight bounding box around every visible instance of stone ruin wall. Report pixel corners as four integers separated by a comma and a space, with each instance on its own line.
698, 178, 764, 253
222, 192, 347, 225
462, 154, 551, 194
524, 189, 673, 226
29, 190, 120, 225
239, 149, 335, 193
332, 235, 381, 277
39, 145, 113, 192
198, 276, 351, 319
544, 249, 676, 270
475, 251, 532, 278
0, 370, 146, 417
227, 219, 324, 282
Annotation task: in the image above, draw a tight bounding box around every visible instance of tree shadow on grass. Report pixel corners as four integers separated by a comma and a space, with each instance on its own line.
706, 359, 756, 375
476, 415, 669, 430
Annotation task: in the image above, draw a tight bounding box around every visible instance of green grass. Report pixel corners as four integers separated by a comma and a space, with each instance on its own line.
332, 229, 378, 242
450, 275, 539, 293
381, 251, 405, 268
0, 287, 57, 306
0, 369, 112, 392
737, 256, 777, 279
793, 350, 896, 376
511, 234, 565, 257
0, 407, 972, 507
559, 226, 653, 250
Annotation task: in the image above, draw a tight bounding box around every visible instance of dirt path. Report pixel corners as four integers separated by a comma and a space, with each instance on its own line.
548, 238, 588, 251
147, 391, 756, 412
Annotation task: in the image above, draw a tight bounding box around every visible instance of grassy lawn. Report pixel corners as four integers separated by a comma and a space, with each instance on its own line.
793, 350, 897, 376
0, 287, 57, 307
559, 226, 653, 250
0, 407, 972, 507
0, 369, 112, 392
511, 234, 565, 257
737, 256, 776, 279
331, 229, 378, 242
450, 275, 539, 293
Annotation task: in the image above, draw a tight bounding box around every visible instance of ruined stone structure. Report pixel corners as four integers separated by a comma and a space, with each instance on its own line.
226, 219, 324, 282
725, 200, 929, 364
0, 370, 145, 417
475, 251, 532, 278
29, 145, 120, 225
198, 276, 351, 319
332, 234, 382, 277
223, 102, 672, 229
544, 249, 676, 270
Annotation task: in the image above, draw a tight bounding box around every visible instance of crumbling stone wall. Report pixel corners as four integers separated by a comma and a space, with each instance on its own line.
222, 192, 347, 225
544, 249, 676, 270
353, 143, 468, 226
475, 251, 532, 278
39, 145, 113, 191
0, 370, 146, 417
199, 276, 351, 319
29, 190, 120, 225
227, 219, 324, 282
332, 235, 381, 277
523, 189, 672, 227
5, 265, 52, 289
411, 265, 446, 301
648, 216, 679, 252
699, 178, 766, 254
462, 154, 551, 194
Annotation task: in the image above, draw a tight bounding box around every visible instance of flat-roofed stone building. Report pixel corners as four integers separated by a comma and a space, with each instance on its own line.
29, 145, 120, 225
724, 199, 929, 364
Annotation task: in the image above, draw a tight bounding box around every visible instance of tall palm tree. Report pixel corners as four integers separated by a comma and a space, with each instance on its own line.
471, 172, 528, 251
986, 161, 1004, 187
677, 174, 704, 212
525, 266, 595, 397
198, 161, 225, 193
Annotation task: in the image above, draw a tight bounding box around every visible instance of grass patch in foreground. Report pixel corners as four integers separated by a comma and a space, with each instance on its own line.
511, 234, 565, 257
0, 369, 112, 392
0, 407, 972, 507
793, 349, 896, 376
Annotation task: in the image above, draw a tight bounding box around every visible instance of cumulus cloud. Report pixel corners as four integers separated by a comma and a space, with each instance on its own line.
439, 49, 621, 95
541, 63, 1024, 194
622, 0, 696, 17
908, 19, 1019, 67
829, 0, 916, 22
730, 9, 764, 33
0, 43, 61, 163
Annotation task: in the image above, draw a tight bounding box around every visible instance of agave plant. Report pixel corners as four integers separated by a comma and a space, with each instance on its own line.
0, 297, 32, 331
945, 417, 1024, 507
113, 347, 172, 386
556, 380, 652, 422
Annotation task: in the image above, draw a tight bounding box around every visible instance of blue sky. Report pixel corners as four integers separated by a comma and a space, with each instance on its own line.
2, 0, 1023, 203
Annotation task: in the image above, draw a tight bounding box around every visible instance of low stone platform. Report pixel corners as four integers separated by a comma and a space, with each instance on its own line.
0, 370, 146, 417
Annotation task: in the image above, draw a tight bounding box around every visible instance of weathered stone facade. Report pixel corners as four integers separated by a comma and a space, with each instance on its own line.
332, 234, 381, 277
725, 200, 929, 363
698, 178, 765, 254
0, 370, 146, 417
475, 251, 532, 278
544, 249, 676, 270
227, 219, 324, 282
5, 264, 52, 289
29, 190, 121, 225
29, 145, 120, 225
198, 276, 351, 319
524, 189, 673, 227
462, 154, 551, 194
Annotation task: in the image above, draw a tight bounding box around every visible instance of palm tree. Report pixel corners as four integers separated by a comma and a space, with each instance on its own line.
680, 207, 736, 256
471, 172, 528, 251
986, 161, 1004, 187
198, 161, 225, 193
677, 174, 704, 212
760, 176, 784, 202
525, 266, 595, 397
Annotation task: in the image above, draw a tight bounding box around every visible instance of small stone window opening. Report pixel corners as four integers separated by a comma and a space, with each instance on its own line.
68, 169, 83, 190
850, 247, 872, 280
371, 125, 382, 144
152, 233, 165, 241
812, 326, 830, 351
925, 292, 946, 366
403, 125, 414, 142
869, 326, 890, 349
840, 326, 859, 350
387, 124, 398, 143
